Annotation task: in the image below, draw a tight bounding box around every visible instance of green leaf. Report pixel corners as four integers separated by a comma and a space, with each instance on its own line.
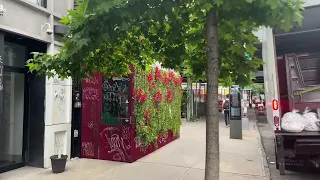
60, 16, 70, 24
214, 0, 224, 7
267, 0, 279, 9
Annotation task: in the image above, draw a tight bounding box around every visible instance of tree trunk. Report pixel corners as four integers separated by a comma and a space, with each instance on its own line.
205, 9, 220, 180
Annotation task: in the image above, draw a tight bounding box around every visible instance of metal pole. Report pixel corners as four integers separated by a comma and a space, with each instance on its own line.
195, 82, 198, 117
187, 81, 192, 121
0, 33, 4, 161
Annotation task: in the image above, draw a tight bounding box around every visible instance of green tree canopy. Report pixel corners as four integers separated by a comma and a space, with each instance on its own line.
251, 83, 265, 96
27, 0, 303, 87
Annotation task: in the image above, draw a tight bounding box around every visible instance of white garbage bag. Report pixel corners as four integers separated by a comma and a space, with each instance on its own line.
302, 107, 320, 132
281, 109, 305, 133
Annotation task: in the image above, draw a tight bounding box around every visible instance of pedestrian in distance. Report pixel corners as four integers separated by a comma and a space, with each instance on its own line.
223, 100, 230, 127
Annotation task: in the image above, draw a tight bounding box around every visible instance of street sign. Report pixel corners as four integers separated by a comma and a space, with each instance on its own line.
244, 52, 252, 61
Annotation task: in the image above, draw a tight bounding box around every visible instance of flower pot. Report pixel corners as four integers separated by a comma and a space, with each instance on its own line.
50, 155, 68, 173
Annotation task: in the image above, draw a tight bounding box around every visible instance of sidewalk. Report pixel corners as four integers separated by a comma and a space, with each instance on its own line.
1, 116, 269, 180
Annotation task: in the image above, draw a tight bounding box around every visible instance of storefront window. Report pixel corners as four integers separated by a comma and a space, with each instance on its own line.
4, 42, 26, 67
0, 73, 25, 168
0, 42, 26, 170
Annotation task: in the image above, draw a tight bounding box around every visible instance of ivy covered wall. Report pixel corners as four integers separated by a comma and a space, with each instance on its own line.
134, 66, 183, 146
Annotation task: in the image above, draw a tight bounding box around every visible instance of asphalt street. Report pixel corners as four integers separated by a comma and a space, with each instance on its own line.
256, 114, 320, 180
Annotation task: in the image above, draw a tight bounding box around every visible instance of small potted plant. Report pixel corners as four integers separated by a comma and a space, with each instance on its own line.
50, 136, 68, 173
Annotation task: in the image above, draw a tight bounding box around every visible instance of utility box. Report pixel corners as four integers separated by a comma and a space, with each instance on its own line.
230, 86, 242, 139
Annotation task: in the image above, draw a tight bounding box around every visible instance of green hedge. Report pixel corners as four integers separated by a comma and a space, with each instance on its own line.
134, 66, 182, 147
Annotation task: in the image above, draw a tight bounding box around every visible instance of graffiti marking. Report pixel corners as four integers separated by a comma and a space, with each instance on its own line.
82, 142, 94, 157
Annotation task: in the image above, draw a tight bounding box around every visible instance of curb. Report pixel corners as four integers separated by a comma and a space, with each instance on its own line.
256, 122, 272, 180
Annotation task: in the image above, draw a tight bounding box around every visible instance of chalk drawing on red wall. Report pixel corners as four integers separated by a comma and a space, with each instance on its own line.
82, 87, 99, 101
82, 142, 94, 157
122, 126, 130, 139
83, 76, 99, 85
100, 127, 132, 161
88, 101, 100, 158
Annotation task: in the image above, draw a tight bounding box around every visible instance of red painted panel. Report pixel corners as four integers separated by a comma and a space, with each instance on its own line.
277, 56, 290, 116
81, 71, 180, 163
99, 125, 133, 162
81, 73, 103, 159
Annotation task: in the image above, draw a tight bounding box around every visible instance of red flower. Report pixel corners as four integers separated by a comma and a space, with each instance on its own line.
174, 76, 183, 86
153, 90, 162, 103
137, 88, 143, 96
146, 73, 155, 90
155, 66, 162, 81
144, 108, 151, 125
166, 90, 173, 103
146, 73, 154, 82
162, 72, 171, 85
140, 93, 148, 104
135, 88, 147, 104
179, 89, 183, 96
139, 36, 144, 41
169, 71, 175, 79
149, 82, 155, 90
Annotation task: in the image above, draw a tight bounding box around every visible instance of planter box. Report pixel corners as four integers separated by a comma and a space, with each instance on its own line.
81, 72, 180, 162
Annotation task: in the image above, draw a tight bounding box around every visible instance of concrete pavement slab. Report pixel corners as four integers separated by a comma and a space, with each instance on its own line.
101, 162, 188, 180
191, 146, 264, 176
138, 142, 201, 168
1, 116, 268, 180
180, 169, 268, 180
220, 153, 263, 176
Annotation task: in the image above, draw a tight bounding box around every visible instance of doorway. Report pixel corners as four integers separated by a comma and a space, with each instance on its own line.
71, 77, 82, 158
0, 32, 47, 173
0, 37, 28, 172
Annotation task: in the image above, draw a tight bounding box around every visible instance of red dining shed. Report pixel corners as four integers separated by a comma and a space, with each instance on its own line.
81, 68, 182, 162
